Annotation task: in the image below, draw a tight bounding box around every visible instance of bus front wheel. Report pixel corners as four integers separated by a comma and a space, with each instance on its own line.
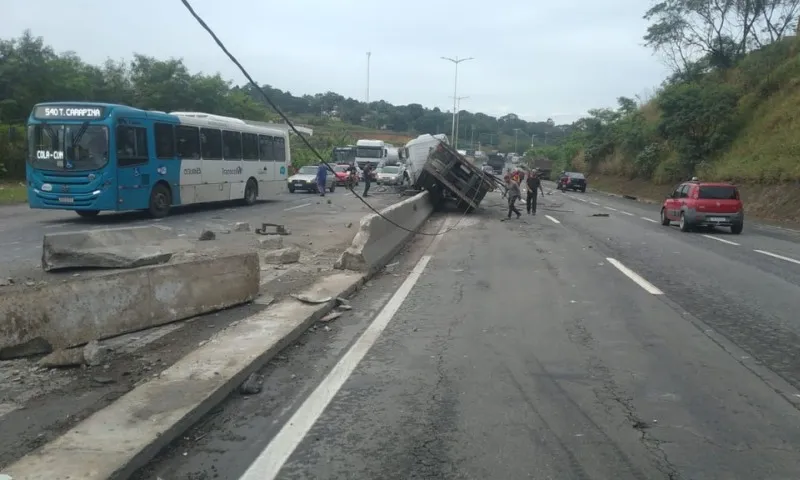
148, 184, 172, 218
75, 210, 100, 218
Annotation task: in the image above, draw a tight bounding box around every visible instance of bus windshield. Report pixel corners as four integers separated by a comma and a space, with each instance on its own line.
333, 148, 356, 163
28, 123, 109, 171
356, 147, 383, 159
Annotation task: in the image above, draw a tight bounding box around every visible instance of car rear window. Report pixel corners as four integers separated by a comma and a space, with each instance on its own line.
569, 173, 585, 179
698, 185, 737, 200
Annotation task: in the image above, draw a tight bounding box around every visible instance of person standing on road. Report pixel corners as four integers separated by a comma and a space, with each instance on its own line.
526, 169, 545, 215
362, 163, 374, 197
506, 177, 522, 219
316, 162, 328, 197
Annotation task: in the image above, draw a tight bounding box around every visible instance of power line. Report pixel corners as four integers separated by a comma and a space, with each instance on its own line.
179, 0, 491, 236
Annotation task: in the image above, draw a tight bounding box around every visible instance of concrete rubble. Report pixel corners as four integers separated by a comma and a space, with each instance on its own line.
263, 246, 301, 265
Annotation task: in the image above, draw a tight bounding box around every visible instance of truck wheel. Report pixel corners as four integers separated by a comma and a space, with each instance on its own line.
148, 183, 172, 218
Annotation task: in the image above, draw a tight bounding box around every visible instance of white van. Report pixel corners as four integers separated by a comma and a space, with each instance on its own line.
403, 133, 449, 187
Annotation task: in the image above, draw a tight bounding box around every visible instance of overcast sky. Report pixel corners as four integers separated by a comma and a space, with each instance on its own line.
4, 0, 669, 125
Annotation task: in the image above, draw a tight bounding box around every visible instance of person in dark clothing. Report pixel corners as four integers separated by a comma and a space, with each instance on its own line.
525, 170, 545, 214
507, 179, 522, 219
362, 163, 374, 196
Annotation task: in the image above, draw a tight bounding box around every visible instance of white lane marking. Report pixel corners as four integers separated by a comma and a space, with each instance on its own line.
590, 201, 600, 206
604, 206, 617, 212
283, 202, 312, 212
0, 241, 21, 247
701, 234, 740, 246
619, 211, 634, 216
642, 217, 658, 223
545, 215, 561, 224
754, 249, 800, 265
239, 217, 453, 480
606, 257, 664, 295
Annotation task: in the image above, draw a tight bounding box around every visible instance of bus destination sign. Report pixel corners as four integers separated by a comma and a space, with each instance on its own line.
33, 105, 106, 120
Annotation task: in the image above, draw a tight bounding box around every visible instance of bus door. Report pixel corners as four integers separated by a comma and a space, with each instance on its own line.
114, 118, 152, 210
257, 134, 276, 186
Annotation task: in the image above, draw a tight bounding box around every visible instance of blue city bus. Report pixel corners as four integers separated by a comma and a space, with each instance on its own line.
26, 102, 290, 218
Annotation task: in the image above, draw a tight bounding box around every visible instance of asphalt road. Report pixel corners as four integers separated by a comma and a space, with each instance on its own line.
0, 187, 398, 277
135, 189, 800, 480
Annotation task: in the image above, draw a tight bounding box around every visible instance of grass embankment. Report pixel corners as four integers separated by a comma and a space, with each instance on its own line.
0, 182, 27, 205
573, 37, 800, 222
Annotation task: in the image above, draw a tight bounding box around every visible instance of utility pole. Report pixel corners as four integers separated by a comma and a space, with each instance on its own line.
454, 95, 468, 149
470, 125, 475, 150
531, 133, 536, 147
513, 128, 521, 154
441, 56, 474, 145
365, 52, 371, 103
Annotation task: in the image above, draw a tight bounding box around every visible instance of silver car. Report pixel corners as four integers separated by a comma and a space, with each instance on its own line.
375, 165, 406, 186
287, 165, 336, 193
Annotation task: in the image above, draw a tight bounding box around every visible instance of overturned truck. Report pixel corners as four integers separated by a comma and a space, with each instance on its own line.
413, 141, 503, 212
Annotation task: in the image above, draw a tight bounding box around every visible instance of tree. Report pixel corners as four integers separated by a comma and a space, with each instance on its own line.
643, 0, 800, 73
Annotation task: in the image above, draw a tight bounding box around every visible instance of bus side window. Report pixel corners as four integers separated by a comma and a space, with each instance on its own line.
274, 136, 286, 162
222, 130, 242, 160
200, 128, 222, 160
258, 135, 275, 161
242, 133, 259, 161
116, 125, 149, 166
176, 125, 201, 159
154, 123, 175, 159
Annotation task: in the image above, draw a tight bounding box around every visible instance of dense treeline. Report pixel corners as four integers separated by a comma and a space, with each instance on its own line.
0, 30, 569, 179
531, 0, 800, 184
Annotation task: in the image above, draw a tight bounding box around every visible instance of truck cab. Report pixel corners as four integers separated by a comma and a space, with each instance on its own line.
354, 139, 387, 170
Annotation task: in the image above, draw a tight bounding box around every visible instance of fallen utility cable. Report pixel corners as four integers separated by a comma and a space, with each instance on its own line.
179, 0, 491, 236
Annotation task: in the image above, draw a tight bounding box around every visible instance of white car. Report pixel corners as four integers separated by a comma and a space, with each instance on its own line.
287, 165, 335, 193
375, 165, 406, 186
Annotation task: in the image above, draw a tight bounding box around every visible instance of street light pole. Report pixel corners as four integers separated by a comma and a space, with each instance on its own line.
366, 52, 371, 103
441, 56, 474, 145
514, 128, 521, 154
454, 95, 468, 149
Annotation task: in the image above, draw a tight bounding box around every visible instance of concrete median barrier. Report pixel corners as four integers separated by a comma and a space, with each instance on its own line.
335, 191, 434, 273
0, 251, 260, 359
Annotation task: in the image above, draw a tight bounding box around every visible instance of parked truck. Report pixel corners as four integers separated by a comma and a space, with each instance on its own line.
486, 152, 505, 175
529, 157, 554, 179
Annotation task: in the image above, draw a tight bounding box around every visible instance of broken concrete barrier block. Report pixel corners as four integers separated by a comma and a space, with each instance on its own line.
263, 247, 301, 265
257, 236, 284, 250
234, 222, 250, 232
39, 348, 85, 368
42, 225, 188, 271
0, 252, 260, 359
199, 230, 216, 241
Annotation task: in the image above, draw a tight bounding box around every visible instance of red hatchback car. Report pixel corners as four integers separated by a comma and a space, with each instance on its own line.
660, 180, 744, 234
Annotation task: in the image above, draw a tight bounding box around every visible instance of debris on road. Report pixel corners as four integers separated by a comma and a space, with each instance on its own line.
263, 247, 301, 265
293, 293, 333, 304
83, 340, 113, 367
255, 223, 290, 236
198, 230, 216, 241
234, 222, 250, 232
591, 213, 610, 217
239, 372, 263, 395
38, 348, 85, 368
257, 236, 283, 250
320, 311, 343, 323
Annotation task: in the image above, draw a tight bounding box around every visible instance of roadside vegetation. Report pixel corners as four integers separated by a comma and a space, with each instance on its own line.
529, 0, 800, 186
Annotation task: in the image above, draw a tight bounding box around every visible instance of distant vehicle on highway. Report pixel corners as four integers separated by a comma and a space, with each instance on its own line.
332, 164, 358, 186
557, 172, 587, 192
331, 146, 356, 165
354, 139, 387, 170
661, 180, 744, 234
287, 165, 335, 193
25, 103, 291, 218
375, 165, 406, 186
486, 153, 505, 174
